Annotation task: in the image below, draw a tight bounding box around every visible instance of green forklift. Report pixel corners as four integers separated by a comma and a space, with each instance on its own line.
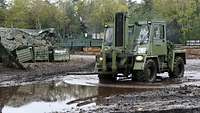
96, 12, 186, 82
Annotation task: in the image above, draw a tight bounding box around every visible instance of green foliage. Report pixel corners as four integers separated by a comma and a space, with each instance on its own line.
5, 0, 31, 28
0, 8, 6, 26
0, 0, 6, 26
4, 0, 68, 30
153, 0, 200, 41
0, 0, 199, 42
0, 0, 6, 8
129, 0, 200, 43
89, 0, 128, 32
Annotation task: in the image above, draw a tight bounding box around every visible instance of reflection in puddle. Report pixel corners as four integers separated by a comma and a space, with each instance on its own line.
63, 75, 99, 86
0, 82, 158, 113
1, 82, 97, 113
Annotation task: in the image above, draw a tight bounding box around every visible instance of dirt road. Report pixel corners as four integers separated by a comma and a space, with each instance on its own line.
0, 57, 200, 113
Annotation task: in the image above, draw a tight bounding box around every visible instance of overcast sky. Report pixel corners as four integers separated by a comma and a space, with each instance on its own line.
133, 0, 142, 3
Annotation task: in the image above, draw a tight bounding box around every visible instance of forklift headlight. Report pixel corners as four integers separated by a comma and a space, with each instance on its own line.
136, 56, 144, 61
99, 57, 103, 61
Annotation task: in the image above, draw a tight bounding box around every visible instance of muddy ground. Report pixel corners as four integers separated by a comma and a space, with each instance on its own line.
0, 55, 200, 113
0, 55, 96, 86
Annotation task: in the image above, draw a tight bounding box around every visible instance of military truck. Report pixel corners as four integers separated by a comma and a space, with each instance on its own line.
96, 12, 186, 82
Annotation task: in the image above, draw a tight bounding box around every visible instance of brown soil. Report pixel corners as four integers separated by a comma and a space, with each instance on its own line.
185, 48, 200, 59
87, 85, 200, 113
0, 55, 96, 84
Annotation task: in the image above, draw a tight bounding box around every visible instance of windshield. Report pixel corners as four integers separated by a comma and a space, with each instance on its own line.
104, 28, 113, 46
134, 25, 149, 44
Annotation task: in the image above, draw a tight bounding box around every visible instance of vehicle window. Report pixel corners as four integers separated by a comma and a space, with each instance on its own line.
128, 27, 134, 38
153, 25, 164, 40
153, 25, 160, 40
138, 26, 149, 43
104, 28, 113, 46
160, 25, 164, 39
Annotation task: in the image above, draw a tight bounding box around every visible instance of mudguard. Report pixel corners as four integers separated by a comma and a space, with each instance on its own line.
133, 56, 159, 71
170, 49, 186, 71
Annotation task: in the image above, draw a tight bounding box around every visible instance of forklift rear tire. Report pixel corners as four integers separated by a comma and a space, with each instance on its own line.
132, 59, 157, 82
169, 57, 184, 78
98, 74, 116, 83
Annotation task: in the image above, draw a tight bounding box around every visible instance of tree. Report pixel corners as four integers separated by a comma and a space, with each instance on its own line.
153, 0, 199, 42
4, 0, 31, 28
0, 0, 6, 26
60, 0, 82, 36
29, 0, 67, 29
0, 0, 6, 8
4, 0, 68, 33
88, 0, 128, 33
128, 0, 161, 24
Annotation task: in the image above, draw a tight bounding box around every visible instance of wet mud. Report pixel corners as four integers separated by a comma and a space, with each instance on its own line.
0, 59, 200, 113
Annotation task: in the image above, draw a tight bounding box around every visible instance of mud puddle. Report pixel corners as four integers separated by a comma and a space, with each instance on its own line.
0, 82, 97, 113
1, 72, 200, 113
1, 59, 200, 113
0, 81, 154, 113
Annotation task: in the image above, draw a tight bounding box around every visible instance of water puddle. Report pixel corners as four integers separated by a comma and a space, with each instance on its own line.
0, 82, 98, 113
0, 79, 167, 113
1, 59, 200, 113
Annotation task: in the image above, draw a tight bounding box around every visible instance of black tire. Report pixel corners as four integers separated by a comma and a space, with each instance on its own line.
132, 70, 143, 81
98, 74, 116, 83
169, 57, 184, 78
132, 60, 157, 82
